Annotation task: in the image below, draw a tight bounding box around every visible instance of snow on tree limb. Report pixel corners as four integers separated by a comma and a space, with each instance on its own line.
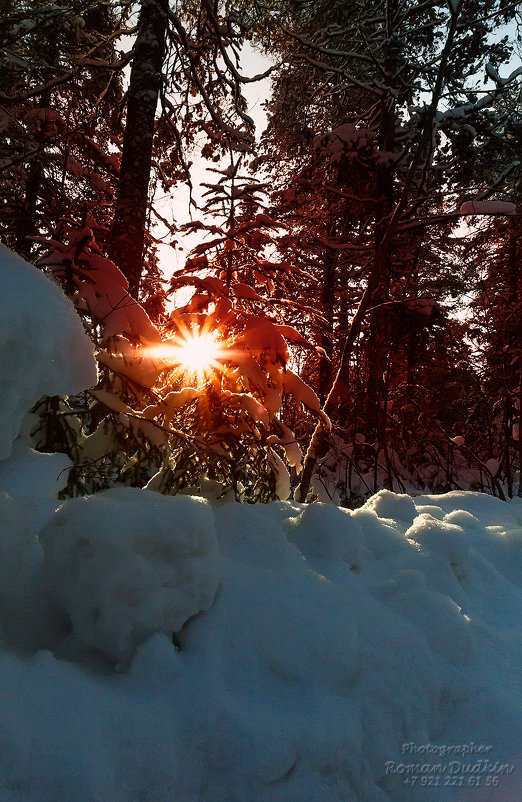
459, 200, 517, 215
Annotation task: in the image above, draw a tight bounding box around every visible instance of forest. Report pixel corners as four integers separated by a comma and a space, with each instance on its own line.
1, 0, 521, 505
3, 5, 522, 798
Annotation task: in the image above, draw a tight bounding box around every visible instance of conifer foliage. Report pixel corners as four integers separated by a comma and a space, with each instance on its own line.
38, 212, 324, 500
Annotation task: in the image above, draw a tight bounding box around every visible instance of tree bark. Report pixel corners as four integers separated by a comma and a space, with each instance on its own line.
318, 249, 336, 404
16, 158, 43, 258
109, 0, 168, 298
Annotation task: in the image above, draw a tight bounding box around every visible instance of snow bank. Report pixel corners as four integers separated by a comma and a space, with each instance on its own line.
39, 488, 221, 663
0, 487, 60, 653
0, 245, 96, 460
0, 485, 521, 800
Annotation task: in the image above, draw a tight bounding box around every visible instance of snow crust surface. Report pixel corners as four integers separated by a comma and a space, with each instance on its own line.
0, 484, 521, 801
0, 245, 97, 459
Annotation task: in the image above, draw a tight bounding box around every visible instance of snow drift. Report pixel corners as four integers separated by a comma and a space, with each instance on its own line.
0, 245, 96, 459
0, 490, 522, 801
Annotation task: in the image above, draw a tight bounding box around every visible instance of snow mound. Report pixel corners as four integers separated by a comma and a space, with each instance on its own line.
0, 442, 71, 504
174, 494, 522, 800
0, 491, 32, 609
0, 245, 97, 460
0, 489, 56, 652
364, 487, 417, 524
39, 488, 221, 662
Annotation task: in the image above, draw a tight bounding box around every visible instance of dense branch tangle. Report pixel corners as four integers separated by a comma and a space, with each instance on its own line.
240, 0, 520, 500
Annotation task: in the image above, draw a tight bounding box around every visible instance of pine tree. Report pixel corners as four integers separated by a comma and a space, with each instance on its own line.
165, 154, 327, 499
0, 0, 125, 256
108, 0, 170, 298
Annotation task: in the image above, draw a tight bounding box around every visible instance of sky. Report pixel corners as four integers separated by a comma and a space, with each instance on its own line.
155, 42, 272, 289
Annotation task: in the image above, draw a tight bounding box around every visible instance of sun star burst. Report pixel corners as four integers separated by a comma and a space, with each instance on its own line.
144, 327, 225, 382
175, 331, 221, 374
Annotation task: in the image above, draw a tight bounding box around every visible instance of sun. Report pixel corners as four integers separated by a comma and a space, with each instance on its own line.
144, 329, 224, 381
174, 332, 221, 373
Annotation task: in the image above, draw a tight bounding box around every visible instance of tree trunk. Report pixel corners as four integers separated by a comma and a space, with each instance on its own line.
16, 158, 43, 258
109, 0, 168, 298
296, 244, 389, 501
318, 249, 336, 404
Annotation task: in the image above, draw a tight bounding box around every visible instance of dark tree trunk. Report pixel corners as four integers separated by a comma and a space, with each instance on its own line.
109, 0, 169, 298
318, 250, 336, 404
364, 6, 397, 449
16, 158, 43, 258
16, 84, 54, 259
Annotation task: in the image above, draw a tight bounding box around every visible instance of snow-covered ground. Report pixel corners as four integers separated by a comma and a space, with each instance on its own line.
1, 247, 522, 801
